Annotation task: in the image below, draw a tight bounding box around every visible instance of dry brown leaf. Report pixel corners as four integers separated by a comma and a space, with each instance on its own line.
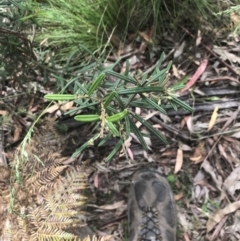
190, 141, 205, 163
172, 64, 180, 78
180, 117, 186, 129
210, 216, 228, 241
97, 200, 125, 210
44, 103, 59, 114
174, 191, 184, 201
213, 45, 240, 64
13, 123, 22, 142
60, 101, 74, 111
0, 110, 8, 115
196, 29, 202, 46
126, 147, 134, 161
139, 31, 153, 43
223, 165, 240, 198
227, 210, 240, 240
186, 116, 194, 133
218, 144, 228, 161
175, 149, 183, 174
183, 232, 191, 241
207, 200, 240, 232
161, 150, 177, 157
201, 160, 222, 191
208, 106, 219, 131
221, 106, 240, 131
110, 34, 121, 48
135, 111, 158, 128
178, 142, 192, 151
190, 156, 202, 162
231, 12, 240, 27
178, 212, 193, 232
174, 41, 186, 59
181, 59, 208, 92
94, 173, 99, 188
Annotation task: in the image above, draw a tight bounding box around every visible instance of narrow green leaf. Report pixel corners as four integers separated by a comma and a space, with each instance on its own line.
140, 72, 148, 85
147, 67, 169, 85
124, 60, 130, 76
131, 112, 168, 144
106, 106, 117, 114
72, 134, 100, 158
142, 96, 167, 114
113, 78, 121, 89
98, 133, 112, 147
44, 94, 76, 100
152, 52, 165, 76
129, 100, 153, 109
125, 116, 131, 139
104, 58, 122, 71
118, 86, 164, 95
129, 118, 148, 151
168, 84, 185, 91
74, 114, 100, 122
169, 95, 194, 112
169, 75, 189, 90
106, 109, 128, 122
169, 101, 178, 111
106, 121, 120, 137
104, 70, 137, 85
73, 100, 100, 109
75, 62, 96, 74
74, 82, 88, 94
62, 76, 81, 93
158, 61, 172, 86
104, 91, 116, 108
88, 73, 105, 95
114, 92, 126, 108
105, 139, 123, 162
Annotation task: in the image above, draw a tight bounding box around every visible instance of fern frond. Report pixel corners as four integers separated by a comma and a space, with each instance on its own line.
30, 228, 77, 241
1, 218, 13, 241
26, 165, 68, 191
16, 207, 29, 240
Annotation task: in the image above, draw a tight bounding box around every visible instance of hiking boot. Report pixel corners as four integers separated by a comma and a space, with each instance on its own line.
128, 170, 177, 241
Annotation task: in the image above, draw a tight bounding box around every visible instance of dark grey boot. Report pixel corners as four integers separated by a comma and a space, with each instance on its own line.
128, 170, 177, 241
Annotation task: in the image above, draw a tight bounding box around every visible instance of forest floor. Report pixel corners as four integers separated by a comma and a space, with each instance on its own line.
1, 23, 240, 241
